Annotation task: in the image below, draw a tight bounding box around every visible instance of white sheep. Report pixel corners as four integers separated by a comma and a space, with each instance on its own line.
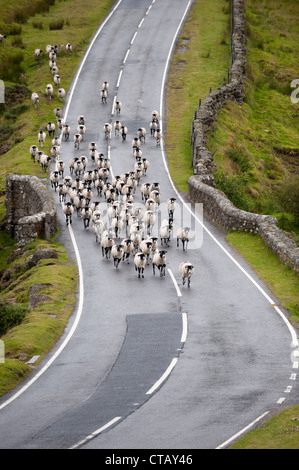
50, 170, 60, 190
132, 137, 141, 153
77, 115, 85, 125
150, 119, 158, 136
154, 128, 162, 146
81, 205, 93, 229
53, 74, 60, 87
55, 159, 65, 176
121, 125, 128, 141
121, 238, 134, 263
177, 227, 191, 251
77, 124, 86, 140
139, 239, 153, 264
46, 84, 53, 100
38, 130, 46, 147
160, 219, 173, 246
30, 145, 39, 162
151, 110, 159, 122
82, 186, 93, 205
149, 189, 161, 206
134, 252, 146, 278
63, 202, 74, 225
92, 219, 105, 243
51, 65, 59, 76
58, 183, 67, 202
65, 43, 72, 53
92, 209, 102, 223
152, 250, 167, 277
179, 262, 194, 287
62, 124, 71, 141
101, 89, 107, 103
74, 133, 82, 149
111, 244, 124, 268
31, 92, 39, 108
103, 123, 112, 138
0, 34, 7, 44
101, 234, 115, 259
144, 210, 156, 235
114, 120, 122, 136
47, 122, 56, 137
145, 197, 157, 212
40, 154, 51, 173
167, 197, 176, 219
140, 182, 151, 201
115, 100, 122, 115
102, 81, 109, 93
137, 127, 146, 143
73, 193, 85, 216
34, 49, 42, 60
58, 88, 66, 102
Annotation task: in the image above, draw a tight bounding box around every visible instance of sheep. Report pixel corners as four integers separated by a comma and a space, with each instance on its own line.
144, 210, 156, 235
98, 167, 110, 182
130, 230, 142, 253
46, 122, 55, 138
51, 65, 59, 76
54, 107, 62, 119
150, 119, 158, 136
177, 227, 191, 251
142, 157, 149, 175
101, 89, 107, 103
132, 137, 141, 154
82, 185, 93, 205
65, 43, 72, 53
77, 124, 86, 140
30, 145, 39, 162
92, 219, 105, 243
63, 201, 74, 225
154, 128, 162, 145
102, 81, 109, 93
114, 120, 122, 136
111, 244, 124, 268
101, 234, 115, 259
46, 84, 53, 100
134, 252, 146, 278
38, 130, 46, 147
40, 154, 51, 173
35, 151, 43, 166
50, 170, 60, 190
58, 183, 68, 202
160, 219, 173, 246
149, 189, 161, 206
145, 197, 157, 212
58, 88, 66, 102
0, 34, 7, 44
121, 238, 134, 263
111, 215, 124, 238
77, 115, 85, 126
152, 250, 167, 277
151, 110, 159, 122
62, 124, 71, 141
73, 193, 85, 216
81, 205, 93, 229
179, 262, 194, 287
31, 92, 39, 108
53, 74, 60, 87
103, 123, 112, 139
56, 117, 65, 131
139, 239, 153, 265
91, 209, 102, 223
140, 183, 151, 201
73, 158, 84, 176
74, 133, 82, 149
63, 175, 73, 187
137, 127, 147, 143
115, 100, 122, 115
167, 197, 176, 219
34, 48, 42, 60
121, 125, 128, 141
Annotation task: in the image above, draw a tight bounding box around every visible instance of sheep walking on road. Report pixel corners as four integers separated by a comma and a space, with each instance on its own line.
121, 238, 134, 263
101, 234, 114, 259
179, 262, 194, 287
177, 227, 191, 251
115, 101, 122, 115
63, 202, 74, 225
134, 252, 146, 278
111, 244, 124, 268
152, 250, 167, 277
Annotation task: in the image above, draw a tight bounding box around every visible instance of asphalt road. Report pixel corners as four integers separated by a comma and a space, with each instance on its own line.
0, 0, 298, 451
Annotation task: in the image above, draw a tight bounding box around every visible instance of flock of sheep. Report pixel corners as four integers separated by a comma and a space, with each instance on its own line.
29, 42, 195, 288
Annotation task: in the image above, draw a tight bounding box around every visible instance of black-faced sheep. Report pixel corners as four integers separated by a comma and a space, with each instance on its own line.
46, 84, 53, 100
101, 234, 114, 259
179, 262, 194, 287
121, 238, 134, 263
38, 130, 46, 147
31, 92, 39, 108
134, 252, 146, 278
177, 227, 191, 251
63, 202, 74, 225
152, 250, 167, 277
50, 170, 60, 190
111, 244, 124, 268
58, 88, 65, 102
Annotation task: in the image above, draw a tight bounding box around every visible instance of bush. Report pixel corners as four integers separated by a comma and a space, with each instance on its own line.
275, 174, 299, 225
49, 19, 64, 30
0, 301, 27, 336
214, 169, 251, 211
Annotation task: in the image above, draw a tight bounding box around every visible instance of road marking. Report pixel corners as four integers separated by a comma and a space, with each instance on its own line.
146, 358, 178, 395
116, 69, 123, 88
138, 18, 145, 28
69, 416, 122, 449
277, 397, 285, 404
216, 411, 270, 449
284, 386, 292, 393
123, 48, 130, 64
131, 31, 137, 45
168, 268, 182, 297
181, 312, 188, 343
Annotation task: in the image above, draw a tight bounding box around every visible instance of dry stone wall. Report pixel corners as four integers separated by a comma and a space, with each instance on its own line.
5, 175, 57, 247
188, 0, 299, 274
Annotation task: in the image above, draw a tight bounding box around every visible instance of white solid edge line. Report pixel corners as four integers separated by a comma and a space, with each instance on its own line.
69, 416, 122, 449
0, 0, 124, 413
216, 411, 270, 449
167, 268, 182, 297
146, 358, 178, 395
158, 0, 298, 350
181, 312, 188, 343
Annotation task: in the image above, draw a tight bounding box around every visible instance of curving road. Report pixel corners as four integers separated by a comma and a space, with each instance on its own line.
0, 0, 298, 450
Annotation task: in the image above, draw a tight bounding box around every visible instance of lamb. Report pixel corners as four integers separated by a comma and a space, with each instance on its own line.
111, 244, 124, 268
38, 130, 46, 147
101, 234, 115, 259
179, 262, 194, 287
46, 84, 53, 100
176, 227, 191, 251
31, 92, 39, 108
58, 88, 66, 102
152, 250, 167, 277
92, 219, 105, 243
134, 252, 146, 278
63, 201, 74, 225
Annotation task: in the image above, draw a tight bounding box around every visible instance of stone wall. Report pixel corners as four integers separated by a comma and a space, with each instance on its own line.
5, 175, 57, 247
188, 0, 299, 274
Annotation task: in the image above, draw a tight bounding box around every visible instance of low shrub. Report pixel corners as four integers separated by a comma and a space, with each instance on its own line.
0, 300, 27, 336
